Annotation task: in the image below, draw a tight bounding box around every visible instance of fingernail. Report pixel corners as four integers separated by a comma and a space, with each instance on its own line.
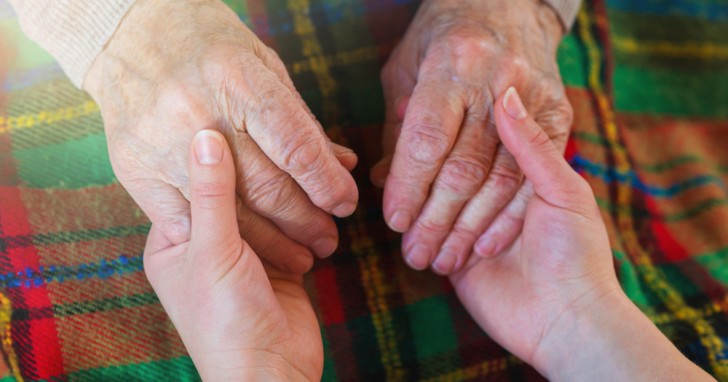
474, 235, 497, 257
406, 244, 430, 271
194, 130, 224, 165
503, 87, 528, 120
311, 237, 338, 257
389, 211, 412, 232
432, 249, 456, 275
333, 202, 356, 217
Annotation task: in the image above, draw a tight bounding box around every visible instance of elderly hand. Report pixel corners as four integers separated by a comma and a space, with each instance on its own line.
144, 130, 323, 381
85, 0, 358, 274
451, 88, 712, 381
371, 0, 572, 274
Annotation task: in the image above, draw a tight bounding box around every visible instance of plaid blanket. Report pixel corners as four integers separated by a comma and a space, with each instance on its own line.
1, 0, 727, 380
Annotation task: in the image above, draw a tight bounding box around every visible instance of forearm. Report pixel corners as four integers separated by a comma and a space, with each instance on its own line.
534, 290, 715, 381
7, 0, 135, 87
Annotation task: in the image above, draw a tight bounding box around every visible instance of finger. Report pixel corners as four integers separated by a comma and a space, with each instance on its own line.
239, 64, 358, 217
383, 71, 465, 232
473, 182, 533, 258
494, 87, 585, 205
234, 199, 314, 274
331, 142, 358, 172
124, 178, 191, 245
228, 132, 339, 258
370, 96, 411, 187
401, 109, 497, 271
430, 144, 522, 274
188, 129, 239, 249
261, 48, 358, 174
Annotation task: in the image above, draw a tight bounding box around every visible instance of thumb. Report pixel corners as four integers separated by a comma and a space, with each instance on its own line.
189, 130, 240, 249
494, 87, 585, 204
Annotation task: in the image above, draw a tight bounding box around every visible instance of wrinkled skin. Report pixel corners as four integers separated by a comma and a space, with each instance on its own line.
371, 0, 573, 274
85, 0, 359, 274
145, 130, 322, 381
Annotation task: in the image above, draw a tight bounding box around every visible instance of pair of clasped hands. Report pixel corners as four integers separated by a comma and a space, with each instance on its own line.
86, 0, 712, 380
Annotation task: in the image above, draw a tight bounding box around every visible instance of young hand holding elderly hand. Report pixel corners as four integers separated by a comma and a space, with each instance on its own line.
84, 0, 359, 275
371, 0, 573, 275
144, 129, 323, 381
144, 88, 711, 381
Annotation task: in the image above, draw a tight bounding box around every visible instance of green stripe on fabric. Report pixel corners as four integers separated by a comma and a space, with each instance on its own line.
558, 34, 588, 88
612, 65, 728, 118
608, 9, 728, 46
13, 132, 116, 188
407, 296, 458, 360
66, 356, 200, 382
0, 377, 16, 382
613, 249, 651, 307
27, 224, 150, 248
572, 131, 728, 173
694, 247, 728, 284
53, 292, 158, 318
321, 326, 338, 382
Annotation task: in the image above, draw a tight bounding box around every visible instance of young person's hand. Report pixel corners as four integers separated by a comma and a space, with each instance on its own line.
451, 87, 714, 381
143, 130, 323, 381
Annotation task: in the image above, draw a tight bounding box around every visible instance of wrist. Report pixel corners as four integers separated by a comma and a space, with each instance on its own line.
533, 286, 712, 381
423, 0, 564, 52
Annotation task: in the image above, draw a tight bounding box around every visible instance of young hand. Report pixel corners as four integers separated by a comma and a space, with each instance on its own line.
143, 130, 323, 381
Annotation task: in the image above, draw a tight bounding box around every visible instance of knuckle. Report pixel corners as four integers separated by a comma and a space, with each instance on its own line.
192, 181, 229, 209
437, 156, 488, 196
415, 219, 451, 236
246, 172, 298, 214
526, 128, 554, 152
282, 134, 326, 173
404, 122, 451, 167
484, 167, 523, 201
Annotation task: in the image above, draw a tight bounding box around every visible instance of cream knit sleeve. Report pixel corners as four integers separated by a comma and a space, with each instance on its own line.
542, 0, 582, 30
7, 0, 135, 87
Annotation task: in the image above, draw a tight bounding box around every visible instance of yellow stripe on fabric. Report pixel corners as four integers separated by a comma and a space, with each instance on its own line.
646, 295, 728, 326
0, 294, 23, 382
0, 101, 98, 134
287, 0, 338, 126
420, 356, 523, 382
578, 9, 728, 378
351, 230, 406, 380
289, 46, 380, 75
283, 0, 403, 371
613, 35, 728, 60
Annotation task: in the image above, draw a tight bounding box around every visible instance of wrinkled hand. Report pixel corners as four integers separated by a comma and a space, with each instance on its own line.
372, 0, 572, 274
145, 130, 322, 381
85, 0, 358, 274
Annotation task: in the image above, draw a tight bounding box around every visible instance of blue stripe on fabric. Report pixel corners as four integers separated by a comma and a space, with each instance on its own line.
570, 155, 726, 197
0, 254, 143, 290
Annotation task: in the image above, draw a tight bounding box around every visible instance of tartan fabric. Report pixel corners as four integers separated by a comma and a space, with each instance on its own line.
0, 0, 727, 380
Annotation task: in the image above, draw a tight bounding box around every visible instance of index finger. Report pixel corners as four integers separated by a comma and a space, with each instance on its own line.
233, 64, 358, 217
383, 72, 465, 232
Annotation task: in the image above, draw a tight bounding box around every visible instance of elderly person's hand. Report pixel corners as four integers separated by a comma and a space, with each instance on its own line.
145, 130, 323, 381
371, 0, 572, 274
85, 0, 358, 274
451, 88, 712, 381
